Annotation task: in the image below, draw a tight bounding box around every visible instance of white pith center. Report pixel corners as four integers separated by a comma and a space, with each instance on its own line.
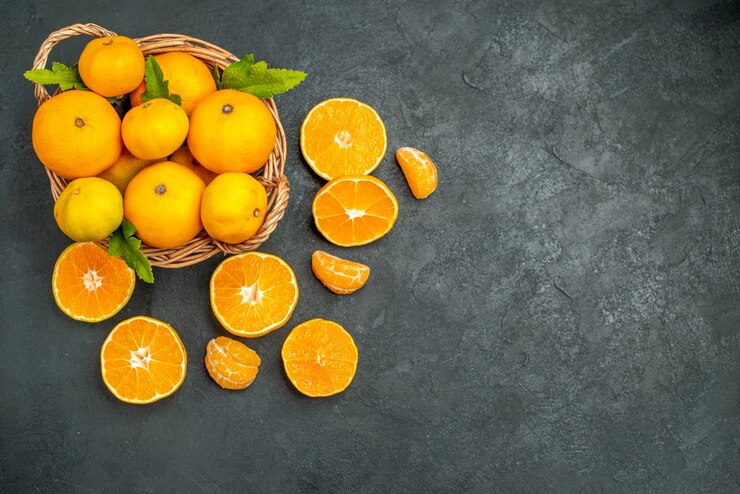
129, 346, 151, 369
239, 283, 263, 305
334, 130, 352, 148
82, 269, 103, 291
345, 209, 365, 220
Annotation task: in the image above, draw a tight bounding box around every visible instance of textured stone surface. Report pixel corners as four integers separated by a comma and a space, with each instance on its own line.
1, 0, 738, 492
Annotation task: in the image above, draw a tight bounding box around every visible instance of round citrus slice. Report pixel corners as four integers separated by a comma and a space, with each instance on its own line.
312, 175, 399, 247
282, 318, 358, 397
205, 336, 261, 390
100, 316, 187, 405
395, 147, 439, 199
52, 242, 135, 322
311, 251, 370, 294
300, 98, 387, 180
210, 252, 299, 337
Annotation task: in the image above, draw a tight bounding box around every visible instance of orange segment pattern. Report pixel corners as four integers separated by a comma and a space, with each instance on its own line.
282, 319, 358, 397
100, 316, 187, 405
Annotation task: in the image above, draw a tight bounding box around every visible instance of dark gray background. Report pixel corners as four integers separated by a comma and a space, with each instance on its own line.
1, 0, 738, 492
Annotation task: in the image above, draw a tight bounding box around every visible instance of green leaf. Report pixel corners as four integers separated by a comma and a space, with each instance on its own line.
220, 54, 306, 98
24, 62, 87, 91
108, 219, 154, 283
211, 64, 221, 87
140, 56, 181, 106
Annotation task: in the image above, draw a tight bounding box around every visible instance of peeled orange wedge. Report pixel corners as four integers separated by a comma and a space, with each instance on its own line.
205, 336, 261, 390
300, 98, 387, 180
395, 147, 438, 199
312, 175, 399, 247
52, 242, 135, 322
210, 252, 299, 337
282, 318, 358, 397
311, 251, 370, 294
100, 316, 187, 405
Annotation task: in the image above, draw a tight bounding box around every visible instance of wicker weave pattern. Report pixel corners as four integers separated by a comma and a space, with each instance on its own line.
32, 23, 290, 268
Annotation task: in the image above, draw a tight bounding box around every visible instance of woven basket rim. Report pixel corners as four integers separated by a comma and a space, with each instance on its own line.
32, 23, 290, 268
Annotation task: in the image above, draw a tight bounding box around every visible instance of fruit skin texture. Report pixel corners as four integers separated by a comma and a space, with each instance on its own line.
187, 89, 277, 174
78, 36, 145, 97
122, 98, 189, 160
200, 173, 268, 244
52, 242, 135, 323
282, 318, 358, 398
205, 337, 261, 390
32, 90, 122, 179
300, 97, 387, 180
97, 147, 162, 194
100, 316, 187, 405
210, 252, 299, 338
54, 177, 123, 242
130, 52, 216, 115
312, 175, 399, 247
123, 161, 205, 248
311, 251, 370, 294
169, 146, 217, 185
395, 147, 438, 199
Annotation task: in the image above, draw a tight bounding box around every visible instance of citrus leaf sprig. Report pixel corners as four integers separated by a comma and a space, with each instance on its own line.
140, 56, 181, 105
217, 54, 306, 98
108, 220, 154, 283
24, 62, 87, 91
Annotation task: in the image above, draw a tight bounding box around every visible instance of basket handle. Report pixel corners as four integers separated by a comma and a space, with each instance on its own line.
31, 23, 117, 105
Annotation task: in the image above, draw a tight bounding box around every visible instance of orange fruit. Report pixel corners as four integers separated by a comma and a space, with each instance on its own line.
121, 98, 189, 160
169, 146, 217, 185
130, 52, 216, 115
395, 147, 439, 199
312, 175, 399, 247
311, 251, 370, 295
54, 177, 123, 242
52, 242, 135, 322
282, 318, 358, 398
300, 98, 387, 180
210, 252, 299, 338
200, 173, 268, 244
123, 161, 205, 248
100, 316, 187, 404
187, 89, 277, 174
97, 147, 162, 194
78, 36, 145, 97
205, 336, 261, 390
32, 90, 122, 179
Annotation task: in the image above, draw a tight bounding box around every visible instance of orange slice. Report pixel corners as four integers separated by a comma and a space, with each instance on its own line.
300, 98, 387, 180
311, 251, 370, 294
52, 242, 135, 322
205, 336, 261, 390
100, 316, 187, 404
210, 252, 299, 337
395, 147, 439, 199
312, 175, 399, 247
282, 318, 358, 397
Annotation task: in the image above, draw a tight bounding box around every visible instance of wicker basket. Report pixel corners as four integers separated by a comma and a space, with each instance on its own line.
31, 23, 290, 268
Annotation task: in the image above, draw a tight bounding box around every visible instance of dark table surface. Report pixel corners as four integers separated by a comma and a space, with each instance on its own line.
1, 0, 738, 492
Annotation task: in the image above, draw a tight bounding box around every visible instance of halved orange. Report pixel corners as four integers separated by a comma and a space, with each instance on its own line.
312, 175, 399, 247
300, 98, 387, 180
52, 242, 135, 322
311, 251, 370, 294
100, 316, 187, 404
395, 147, 439, 199
205, 336, 261, 390
282, 318, 358, 397
210, 252, 299, 337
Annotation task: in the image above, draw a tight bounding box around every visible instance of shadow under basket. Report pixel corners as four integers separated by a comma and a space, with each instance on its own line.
31, 23, 290, 268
